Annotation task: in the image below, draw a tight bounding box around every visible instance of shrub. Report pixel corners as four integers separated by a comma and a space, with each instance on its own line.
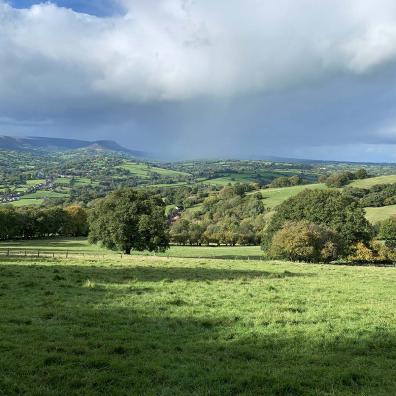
269, 220, 340, 262
348, 240, 396, 263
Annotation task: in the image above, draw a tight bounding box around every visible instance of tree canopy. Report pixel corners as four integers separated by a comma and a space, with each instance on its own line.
88, 188, 169, 254
262, 189, 373, 257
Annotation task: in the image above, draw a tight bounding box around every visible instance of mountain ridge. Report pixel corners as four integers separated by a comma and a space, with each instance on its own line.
0, 136, 146, 157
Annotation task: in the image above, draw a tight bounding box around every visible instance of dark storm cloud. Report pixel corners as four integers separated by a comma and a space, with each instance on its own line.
2, 0, 396, 161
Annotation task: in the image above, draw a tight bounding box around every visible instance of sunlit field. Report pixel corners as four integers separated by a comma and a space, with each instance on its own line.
0, 252, 395, 395
365, 204, 396, 224
349, 174, 396, 188
0, 238, 264, 259
253, 184, 326, 209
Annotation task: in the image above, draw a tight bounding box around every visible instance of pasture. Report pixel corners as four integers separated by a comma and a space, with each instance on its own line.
254, 183, 326, 209
9, 198, 45, 207
349, 174, 396, 188
0, 253, 395, 395
120, 162, 190, 178
0, 238, 263, 259
365, 204, 396, 224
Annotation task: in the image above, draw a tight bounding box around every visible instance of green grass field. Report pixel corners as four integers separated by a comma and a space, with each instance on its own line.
22, 191, 68, 199
349, 174, 396, 188
0, 238, 263, 259
255, 184, 326, 209
201, 175, 258, 186
365, 205, 396, 224
9, 198, 44, 207
25, 179, 45, 186
121, 162, 190, 178
0, 253, 395, 395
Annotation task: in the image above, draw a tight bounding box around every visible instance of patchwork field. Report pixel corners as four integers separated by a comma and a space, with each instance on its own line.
0, 253, 395, 395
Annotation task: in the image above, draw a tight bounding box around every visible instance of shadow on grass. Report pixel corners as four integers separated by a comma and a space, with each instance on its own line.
164, 255, 267, 261
0, 238, 90, 249
0, 260, 313, 282
0, 262, 394, 395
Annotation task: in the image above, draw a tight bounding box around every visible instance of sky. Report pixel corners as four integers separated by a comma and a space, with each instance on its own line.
2, 1, 396, 161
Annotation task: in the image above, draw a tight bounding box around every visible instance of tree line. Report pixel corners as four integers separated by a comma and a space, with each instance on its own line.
319, 169, 369, 187
0, 205, 88, 240
2, 184, 396, 263
345, 183, 396, 207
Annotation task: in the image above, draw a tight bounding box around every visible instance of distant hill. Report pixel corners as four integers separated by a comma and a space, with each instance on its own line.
0, 136, 146, 157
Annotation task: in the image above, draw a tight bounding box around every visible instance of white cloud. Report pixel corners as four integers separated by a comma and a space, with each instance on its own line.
1, 0, 396, 109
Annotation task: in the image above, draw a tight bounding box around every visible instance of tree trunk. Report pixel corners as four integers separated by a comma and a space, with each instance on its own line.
124, 247, 131, 255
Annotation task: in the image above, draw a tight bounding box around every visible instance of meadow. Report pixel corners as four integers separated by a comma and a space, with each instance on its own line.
349, 174, 396, 188
365, 204, 396, 224
0, 238, 264, 259
0, 251, 395, 395
253, 184, 326, 209
120, 162, 191, 178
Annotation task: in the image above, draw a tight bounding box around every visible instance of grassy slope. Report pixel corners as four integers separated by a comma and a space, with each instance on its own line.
256, 183, 326, 209
349, 174, 396, 188
0, 255, 395, 395
365, 205, 396, 224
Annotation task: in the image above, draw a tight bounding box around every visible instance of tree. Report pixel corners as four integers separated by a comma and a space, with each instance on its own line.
270, 176, 290, 188
289, 175, 302, 186
324, 172, 351, 188
88, 188, 169, 254
355, 168, 369, 179
269, 221, 340, 262
262, 189, 373, 256
0, 206, 18, 240
170, 219, 190, 245
377, 217, 396, 249
64, 205, 88, 236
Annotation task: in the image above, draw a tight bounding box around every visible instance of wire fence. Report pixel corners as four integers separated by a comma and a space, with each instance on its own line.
0, 248, 266, 261
0, 248, 114, 260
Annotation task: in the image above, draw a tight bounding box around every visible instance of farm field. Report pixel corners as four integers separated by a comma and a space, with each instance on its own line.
365, 204, 396, 224
0, 238, 263, 259
0, 254, 395, 395
200, 174, 258, 186
22, 191, 69, 199
120, 162, 190, 178
9, 198, 44, 207
255, 183, 326, 209
349, 174, 396, 188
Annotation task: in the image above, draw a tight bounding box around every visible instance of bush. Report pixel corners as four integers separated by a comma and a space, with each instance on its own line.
269, 221, 340, 262
348, 241, 396, 263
